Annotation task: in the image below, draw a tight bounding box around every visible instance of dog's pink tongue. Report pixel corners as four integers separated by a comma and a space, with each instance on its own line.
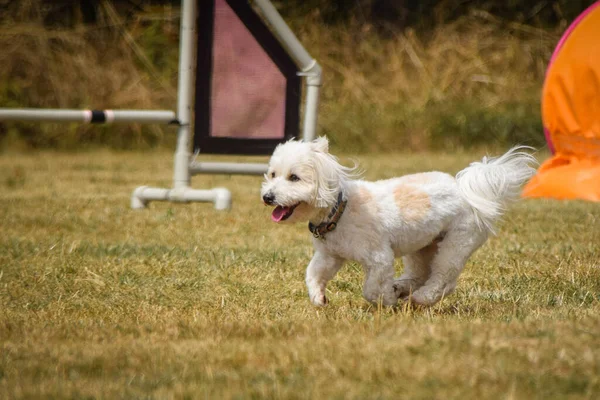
271, 206, 289, 222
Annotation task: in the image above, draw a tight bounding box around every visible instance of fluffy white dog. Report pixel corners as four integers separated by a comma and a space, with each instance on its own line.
261, 137, 536, 307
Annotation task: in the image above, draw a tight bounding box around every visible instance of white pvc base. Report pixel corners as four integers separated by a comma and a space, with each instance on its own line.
131, 185, 232, 210
130, 160, 267, 211
189, 161, 268, 175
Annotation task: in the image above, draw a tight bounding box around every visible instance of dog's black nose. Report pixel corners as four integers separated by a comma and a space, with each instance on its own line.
263, 193, 275, 205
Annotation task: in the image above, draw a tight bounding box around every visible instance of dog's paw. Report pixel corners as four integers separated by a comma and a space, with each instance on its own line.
393, 279, 415, 299
310, 293, 329, 307
410, 283, 455, 306
409, 289, 440, 307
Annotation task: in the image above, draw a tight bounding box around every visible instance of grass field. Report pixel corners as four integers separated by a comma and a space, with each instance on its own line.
1, 149, 599, 399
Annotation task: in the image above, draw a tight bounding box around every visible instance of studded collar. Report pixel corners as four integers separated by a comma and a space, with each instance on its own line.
308, 192, 347, 240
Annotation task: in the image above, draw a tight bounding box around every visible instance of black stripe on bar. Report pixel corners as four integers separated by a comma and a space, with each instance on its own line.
90, 110, 106, 123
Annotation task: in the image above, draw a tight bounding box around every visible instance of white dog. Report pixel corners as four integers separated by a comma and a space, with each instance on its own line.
261, 137, 536, 307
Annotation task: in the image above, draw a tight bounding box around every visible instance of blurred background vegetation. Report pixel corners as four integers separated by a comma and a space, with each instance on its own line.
0, 0, 595, 152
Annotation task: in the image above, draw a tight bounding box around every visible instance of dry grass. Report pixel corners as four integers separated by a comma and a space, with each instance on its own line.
1, 2, 559, 151
303, 12, 554, 106
282, 10, 558, 151
1, 149, 600, 399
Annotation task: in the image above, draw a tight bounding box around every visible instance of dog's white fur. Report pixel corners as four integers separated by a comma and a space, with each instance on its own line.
261, 137, 536, 306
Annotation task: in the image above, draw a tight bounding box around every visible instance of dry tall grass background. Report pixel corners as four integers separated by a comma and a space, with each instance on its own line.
0, 0, 179, 149
302, 11, 555, 151
0, 0, 560, 151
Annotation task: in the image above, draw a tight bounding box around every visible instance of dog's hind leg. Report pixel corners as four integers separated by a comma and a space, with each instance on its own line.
410, 221, 487, 306
393, 242, 439, 300
306, 251, 345, 306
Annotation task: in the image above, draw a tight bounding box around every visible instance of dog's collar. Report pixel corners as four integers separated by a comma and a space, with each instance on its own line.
308, 192, 347, 240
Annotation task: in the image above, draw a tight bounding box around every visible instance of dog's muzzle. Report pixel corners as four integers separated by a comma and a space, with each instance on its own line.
262, 192, 275, 205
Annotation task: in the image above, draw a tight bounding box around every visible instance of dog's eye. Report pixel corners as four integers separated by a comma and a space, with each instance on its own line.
270, 172, 275, 178
289, 174, 300, 182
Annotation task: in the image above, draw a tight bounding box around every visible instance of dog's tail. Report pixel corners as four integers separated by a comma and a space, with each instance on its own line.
455, 146, 537, 234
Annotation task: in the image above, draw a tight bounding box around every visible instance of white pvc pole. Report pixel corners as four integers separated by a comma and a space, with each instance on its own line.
252, 0, 322, 142
302, 85, 320, 142
253, 0, 314, 70
189, 161, 268, 175
131, 186, 231, 210
172, 0, 196, 191
0, 109, 176, 124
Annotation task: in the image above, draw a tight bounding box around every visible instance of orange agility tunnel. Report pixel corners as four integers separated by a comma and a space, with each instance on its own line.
522, 1, 600, 201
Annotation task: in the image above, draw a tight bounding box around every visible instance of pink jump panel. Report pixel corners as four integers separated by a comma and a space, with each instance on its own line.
210, 0, 286, 139
195, 0, 301, 155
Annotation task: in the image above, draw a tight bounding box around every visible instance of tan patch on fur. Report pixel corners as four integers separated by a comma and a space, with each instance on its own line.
348, 187, 378, 216
394, 185, 431, 223
400, 173, 433, 185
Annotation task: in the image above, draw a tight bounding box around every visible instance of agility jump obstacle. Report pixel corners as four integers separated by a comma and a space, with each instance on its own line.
0, 0, 322, 210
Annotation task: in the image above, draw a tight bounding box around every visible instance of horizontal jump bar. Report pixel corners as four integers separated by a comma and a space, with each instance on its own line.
189, 161, 268, 176
0, 108, 178, 124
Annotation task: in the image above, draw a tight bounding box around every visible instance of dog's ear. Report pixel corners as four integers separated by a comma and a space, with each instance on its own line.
311, 149, 340, 208
311, 136, 329, 153
313, 153, 335, 208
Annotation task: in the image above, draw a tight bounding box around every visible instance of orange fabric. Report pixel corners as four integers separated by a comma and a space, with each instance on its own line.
523, 4, 600, 200
522, 154, 600, 201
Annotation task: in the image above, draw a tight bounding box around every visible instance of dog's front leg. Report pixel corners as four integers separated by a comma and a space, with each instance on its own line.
362, 250, 397, 306
305, 251, 344, 306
